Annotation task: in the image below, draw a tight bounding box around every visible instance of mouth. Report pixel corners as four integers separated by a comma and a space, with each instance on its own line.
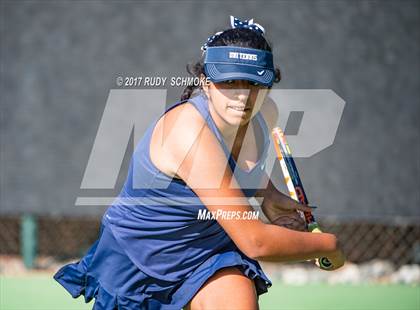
228, 105, 251, 112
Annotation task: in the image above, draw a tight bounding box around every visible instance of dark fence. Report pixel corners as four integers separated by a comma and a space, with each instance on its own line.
1, 215, 419, 267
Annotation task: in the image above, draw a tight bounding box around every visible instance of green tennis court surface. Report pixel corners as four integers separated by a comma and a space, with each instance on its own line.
1, 275, 419, 310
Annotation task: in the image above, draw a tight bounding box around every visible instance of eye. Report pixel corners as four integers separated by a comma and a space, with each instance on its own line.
249, 81, 261, 87
226, 80, 235, 84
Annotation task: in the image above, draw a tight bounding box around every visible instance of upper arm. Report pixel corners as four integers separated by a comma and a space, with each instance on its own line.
164, 103, 267, 258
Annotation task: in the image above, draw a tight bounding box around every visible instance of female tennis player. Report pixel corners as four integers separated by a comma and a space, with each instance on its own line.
54, 16, 345, 309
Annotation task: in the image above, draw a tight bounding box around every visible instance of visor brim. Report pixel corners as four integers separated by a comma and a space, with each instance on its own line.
204, 63, 274, 87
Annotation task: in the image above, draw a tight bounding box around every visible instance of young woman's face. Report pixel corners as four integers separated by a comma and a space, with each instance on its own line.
204, 79, 269, 126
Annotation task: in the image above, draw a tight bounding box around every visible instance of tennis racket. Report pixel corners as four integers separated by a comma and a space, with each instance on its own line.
271, 127, 333, 270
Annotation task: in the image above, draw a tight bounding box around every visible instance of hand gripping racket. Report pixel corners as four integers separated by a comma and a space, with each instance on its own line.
271, 127, 333, 270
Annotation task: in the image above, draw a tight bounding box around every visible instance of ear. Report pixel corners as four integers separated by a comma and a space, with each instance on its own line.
200, 74, 210, 98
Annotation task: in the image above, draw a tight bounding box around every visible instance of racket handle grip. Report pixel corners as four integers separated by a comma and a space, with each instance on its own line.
308, 222, 333, 270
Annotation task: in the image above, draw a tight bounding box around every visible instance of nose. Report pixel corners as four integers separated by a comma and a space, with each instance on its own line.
233, 80, 251, 99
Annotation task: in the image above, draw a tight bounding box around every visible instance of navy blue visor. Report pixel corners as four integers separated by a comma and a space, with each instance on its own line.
204, 46, 275, 87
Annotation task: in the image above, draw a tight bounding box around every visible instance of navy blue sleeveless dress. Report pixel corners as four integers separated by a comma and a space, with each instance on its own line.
53, 90, 272, 309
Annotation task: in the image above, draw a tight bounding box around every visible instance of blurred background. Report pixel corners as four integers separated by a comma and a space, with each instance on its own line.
1, 1, 419, 309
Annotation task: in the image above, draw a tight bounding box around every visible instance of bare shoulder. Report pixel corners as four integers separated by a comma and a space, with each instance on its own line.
158, 101, 206, 135
259, 94, 279, 130
149, 102, 209, 178
160, 101, 208, 148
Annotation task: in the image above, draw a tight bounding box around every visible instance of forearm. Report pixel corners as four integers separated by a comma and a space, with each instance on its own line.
254, 171, 277, 212
255, 174, 299, 221
253, 172, 335, 262
253, 223, 338, 262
